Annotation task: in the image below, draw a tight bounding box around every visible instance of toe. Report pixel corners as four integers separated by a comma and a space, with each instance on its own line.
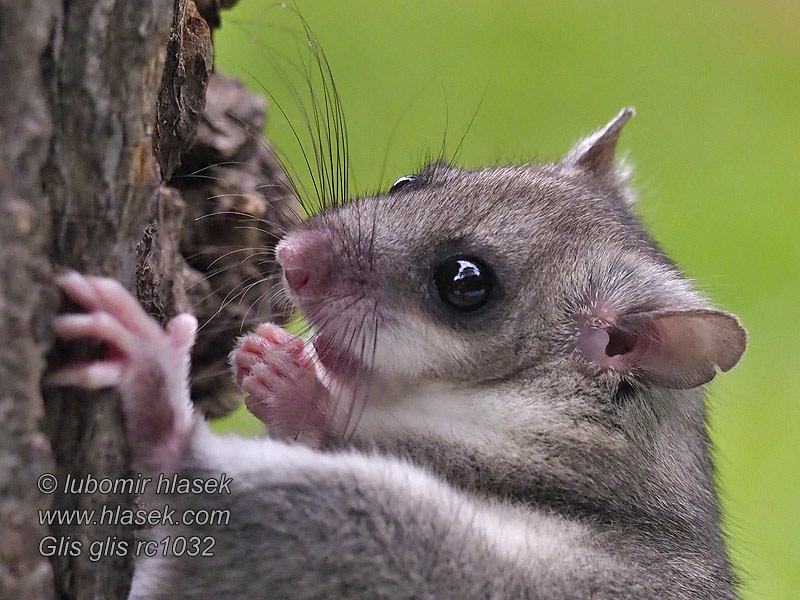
46, 361, 124, 389
53, 312, 136, 354
254, 323, 304, 353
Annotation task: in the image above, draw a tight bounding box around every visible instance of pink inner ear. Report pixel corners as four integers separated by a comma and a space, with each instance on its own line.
575, 314, 631, 370
628, 313, 723, 389
576, 323, 611, 366
575, 309, 746, 389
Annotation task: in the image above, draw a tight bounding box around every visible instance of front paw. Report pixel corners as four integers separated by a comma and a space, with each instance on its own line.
48, 271, 197, 471
230, 323, 337, 447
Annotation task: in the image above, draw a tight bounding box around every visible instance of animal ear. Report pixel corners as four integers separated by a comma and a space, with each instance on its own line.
562, 107, 635, 179
576, 308, 747, 389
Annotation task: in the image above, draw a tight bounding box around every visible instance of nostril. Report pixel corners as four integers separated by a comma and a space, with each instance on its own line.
276, 231, 333, 295
284, 267, 311, 292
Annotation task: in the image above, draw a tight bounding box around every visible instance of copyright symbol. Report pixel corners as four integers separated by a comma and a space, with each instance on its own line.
38, 473, 58, 494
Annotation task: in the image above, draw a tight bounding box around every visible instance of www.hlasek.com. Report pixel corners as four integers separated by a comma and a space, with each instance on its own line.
37, 472, 232, 562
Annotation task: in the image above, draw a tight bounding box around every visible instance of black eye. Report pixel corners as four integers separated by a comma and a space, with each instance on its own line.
390, 175, 415, 193
434, 257, 494, 311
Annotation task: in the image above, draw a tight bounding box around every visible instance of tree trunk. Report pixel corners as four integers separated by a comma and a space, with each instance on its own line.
0, 1, 296, 597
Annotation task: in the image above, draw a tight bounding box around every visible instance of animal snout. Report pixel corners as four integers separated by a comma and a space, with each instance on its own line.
276, 231, 333, 296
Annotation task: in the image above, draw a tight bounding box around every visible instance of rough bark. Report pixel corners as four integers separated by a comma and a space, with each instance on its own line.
172, 72, 297, 417
0, 4, 61, 599
0, 0, 297, 597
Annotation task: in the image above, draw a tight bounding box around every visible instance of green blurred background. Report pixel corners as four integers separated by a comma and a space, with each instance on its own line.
214, 1, 799, 597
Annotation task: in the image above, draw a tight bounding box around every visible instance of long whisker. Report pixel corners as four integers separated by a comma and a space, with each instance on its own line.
451, 79, 491, 165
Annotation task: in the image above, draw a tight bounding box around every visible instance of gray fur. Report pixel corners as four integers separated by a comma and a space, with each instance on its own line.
125, 110, 745, 598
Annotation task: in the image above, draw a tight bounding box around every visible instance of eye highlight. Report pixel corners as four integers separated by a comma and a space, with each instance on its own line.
434, 256, 494, 311
390, 175, 415, 193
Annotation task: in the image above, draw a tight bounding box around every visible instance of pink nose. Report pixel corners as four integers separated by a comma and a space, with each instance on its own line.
276, 231, 331, 295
